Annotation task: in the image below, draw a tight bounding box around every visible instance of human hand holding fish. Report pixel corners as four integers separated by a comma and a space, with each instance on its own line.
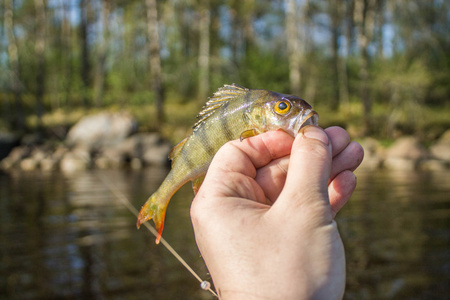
190, 126, 364, 299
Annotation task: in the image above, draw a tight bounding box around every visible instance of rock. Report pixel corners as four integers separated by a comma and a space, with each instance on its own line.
430, 129, 450, 162
52, 145, 69, 161
60, 147, 91, 173
20, 158, 39, 171
430, 144, 450, 162
5, 146, 31, 165
359, 137, 383, 169
140, 136, 172, 166
31, 147, 47, 162
113, 133, 171, 166
0, 157, 14, 170
384, 157, 417, 171
40, 157, 59, 171
437, 129, 450, 143
386, 136, 428, 160
66, 112, 137, 150
130, 158, 143, 169
419, 159, 448, 171
0, 131, 19, 161
94, 152, 124, 169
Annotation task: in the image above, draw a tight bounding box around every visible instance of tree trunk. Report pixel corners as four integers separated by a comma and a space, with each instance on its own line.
93, 0, 111, 107
330, 1, 341, 111
34, 0, 46, 129
376, 0, 385, 59
146, 0, 164, 125
354, 0, 376, 134
242, 0, 255, 56
285, 0, 301, 95
59, 0, 72, 109
338, 0, 354, 111
79, 0, 90, 107
5, 0, 25, 130
198, 3, 210, 101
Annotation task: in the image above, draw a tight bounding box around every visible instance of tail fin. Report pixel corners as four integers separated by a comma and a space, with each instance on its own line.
137, 194, 168, 244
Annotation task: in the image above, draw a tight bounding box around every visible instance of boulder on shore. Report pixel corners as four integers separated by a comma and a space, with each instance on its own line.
430, 129, 450, 162
66, 112, 137, 150
386, 136, 428, 160
384, 136, 428, 170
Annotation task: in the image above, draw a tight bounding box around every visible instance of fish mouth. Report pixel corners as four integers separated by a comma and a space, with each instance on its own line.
293, 110, 319, 136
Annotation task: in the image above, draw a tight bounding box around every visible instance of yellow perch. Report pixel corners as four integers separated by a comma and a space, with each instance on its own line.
137, 84, 318, 243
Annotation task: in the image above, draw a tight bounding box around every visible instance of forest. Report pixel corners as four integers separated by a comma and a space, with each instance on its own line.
1, 0, 449, 142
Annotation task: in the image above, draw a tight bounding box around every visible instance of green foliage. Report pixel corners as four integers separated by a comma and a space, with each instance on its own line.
238, 47, 290, 93
0, 0, 448, 141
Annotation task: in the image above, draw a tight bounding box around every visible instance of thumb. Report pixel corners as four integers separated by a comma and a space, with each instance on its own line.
274, 126, 332, 215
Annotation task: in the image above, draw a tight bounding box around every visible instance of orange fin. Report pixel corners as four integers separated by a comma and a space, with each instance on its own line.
192, 175, 205, 195
240, 129, 258, 141
137, 195, 168, 244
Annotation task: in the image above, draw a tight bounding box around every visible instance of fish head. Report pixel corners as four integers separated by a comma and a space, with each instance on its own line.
247, 90, 319, 137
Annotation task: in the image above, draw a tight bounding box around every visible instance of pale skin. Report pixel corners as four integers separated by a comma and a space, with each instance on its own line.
190, 126, 364, 299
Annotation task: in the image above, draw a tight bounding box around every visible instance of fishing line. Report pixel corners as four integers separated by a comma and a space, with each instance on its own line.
96, 174, 218, 298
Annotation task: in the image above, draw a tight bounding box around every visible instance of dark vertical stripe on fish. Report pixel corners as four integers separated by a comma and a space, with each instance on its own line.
181, 152, 196, 170
244, 89, 252, 106
198, 126, 216, 157
220, 102, 234, 141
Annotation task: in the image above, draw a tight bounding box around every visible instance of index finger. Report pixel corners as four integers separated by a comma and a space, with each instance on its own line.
209, 130, 294, 178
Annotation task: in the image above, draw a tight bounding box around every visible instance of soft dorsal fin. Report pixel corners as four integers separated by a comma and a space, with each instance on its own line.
193, 84, 248, 131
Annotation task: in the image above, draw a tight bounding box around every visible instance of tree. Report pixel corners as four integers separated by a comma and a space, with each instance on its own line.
79, 0, 91, 107
354, 0, 376, 133
285, 0, 302, 96
93, 0, 111, 107
5, 0, 24, 130
146, 0, 164, 124
34, 0, 46, 128
329, 0, 341, 111
198, 0, 210, 101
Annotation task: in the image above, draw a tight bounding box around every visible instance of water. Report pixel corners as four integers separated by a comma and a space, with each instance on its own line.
0, 168, 449, 299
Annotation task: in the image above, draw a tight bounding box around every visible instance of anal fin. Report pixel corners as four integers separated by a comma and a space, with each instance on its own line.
192, 175, 205, 195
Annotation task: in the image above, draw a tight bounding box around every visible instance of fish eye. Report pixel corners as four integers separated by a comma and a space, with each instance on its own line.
274, 100, 292, 115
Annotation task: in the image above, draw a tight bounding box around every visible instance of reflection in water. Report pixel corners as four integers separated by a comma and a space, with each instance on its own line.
341, 169, 450, 299
0, 168, 449, 299
0, 168, 211, 299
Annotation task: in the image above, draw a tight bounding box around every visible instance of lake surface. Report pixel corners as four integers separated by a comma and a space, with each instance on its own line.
0, 167, 449, 299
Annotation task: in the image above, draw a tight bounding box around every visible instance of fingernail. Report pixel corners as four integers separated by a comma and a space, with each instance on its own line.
301, 126, 329, 145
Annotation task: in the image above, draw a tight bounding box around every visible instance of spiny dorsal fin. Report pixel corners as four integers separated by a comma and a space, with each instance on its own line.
193, 84, 248, 131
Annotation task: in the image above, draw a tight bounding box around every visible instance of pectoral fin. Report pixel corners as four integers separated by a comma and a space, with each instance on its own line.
240, 129, 258, 141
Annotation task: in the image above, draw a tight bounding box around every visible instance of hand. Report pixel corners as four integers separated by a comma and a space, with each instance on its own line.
190, 126, 364, 299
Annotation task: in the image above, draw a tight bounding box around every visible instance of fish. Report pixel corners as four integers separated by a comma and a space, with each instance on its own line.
137, 84, 318, 243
